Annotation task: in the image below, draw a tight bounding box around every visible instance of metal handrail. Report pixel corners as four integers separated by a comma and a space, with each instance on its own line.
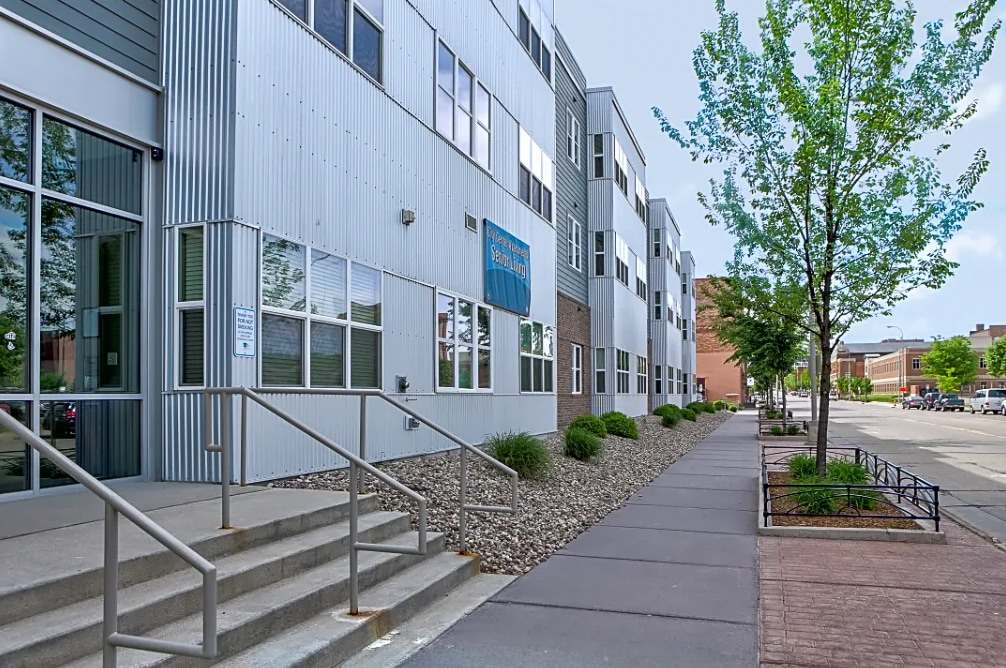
0, 410, 217, 668
202, 387, 518, 612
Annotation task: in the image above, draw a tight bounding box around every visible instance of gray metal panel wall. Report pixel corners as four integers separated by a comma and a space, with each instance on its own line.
554, 34, 587, 303
161, 0, 237, 227
555, 30, 586, 91
0, 0, 159, 81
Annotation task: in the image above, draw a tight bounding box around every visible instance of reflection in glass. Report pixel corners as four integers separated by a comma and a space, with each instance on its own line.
276, 0, 306, 20
458, 66, 473, 112
520, 356, 532, 392
357, 0, 382, 22
533, 358, 543, 392
458, 346, 473, 389
478, 349, 490, 389
437, 294, 454, 341
477, 306, 490, 347
179, 310, 204, 386
350, 263, 382, 325
178, 227, 204, 302
436, 89, 454, 139
475, 86, 490, 128
0, 186, 30, 392
532, 322, 543, 356
543, 325, 553, 358
457, 300, 472, 344
352, 9, 382, 82
0, 401, 30, 493
519, 320, 532, 354
0, 99, 32, 183
311, 250, 347, 319
315, 0, 347, 53
438, 342, 454, 388
311, 321, 345, 388
39, 199, 140, 394
262, 235, 306, 311
350, 328, 380, 388
262, 315, 303, 386
42, 117, 142, 215
40, 399, 141, 488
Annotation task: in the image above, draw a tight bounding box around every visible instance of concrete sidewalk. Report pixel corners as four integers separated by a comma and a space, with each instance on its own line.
401, 414, 761, 668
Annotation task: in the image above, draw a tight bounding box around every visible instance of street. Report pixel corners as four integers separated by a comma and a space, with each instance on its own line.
788, 396, 1006, 542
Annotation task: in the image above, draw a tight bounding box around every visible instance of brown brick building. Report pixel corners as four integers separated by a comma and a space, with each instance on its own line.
694, 278, 747, 404
555, 293, 592, 426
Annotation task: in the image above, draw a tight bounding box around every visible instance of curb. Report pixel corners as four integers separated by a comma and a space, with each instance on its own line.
937, 504, 1006, 549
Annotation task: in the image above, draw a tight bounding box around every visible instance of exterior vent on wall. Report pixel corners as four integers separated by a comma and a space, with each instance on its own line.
465, 214, 478, 232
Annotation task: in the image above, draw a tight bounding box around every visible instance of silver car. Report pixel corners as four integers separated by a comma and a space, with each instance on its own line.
970, 388, 1006, 415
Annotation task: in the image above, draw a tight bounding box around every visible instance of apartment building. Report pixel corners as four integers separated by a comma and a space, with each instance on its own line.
647, 199, 686, 409
681, 251, 699, 402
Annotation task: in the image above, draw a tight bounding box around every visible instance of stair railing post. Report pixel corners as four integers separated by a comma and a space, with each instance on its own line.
349, 459, 359, 615
240, 391, 248, 486
358, 395, 367, 495
459, 445, 468, 554
103, 503, 119, 668
220, 392, 231, 529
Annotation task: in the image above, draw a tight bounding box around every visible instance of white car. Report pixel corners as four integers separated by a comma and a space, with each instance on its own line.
969, 388, 1006, 415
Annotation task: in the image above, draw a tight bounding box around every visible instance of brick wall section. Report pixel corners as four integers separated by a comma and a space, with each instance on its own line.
556, 292, 592, 426
694, 278, 746, 402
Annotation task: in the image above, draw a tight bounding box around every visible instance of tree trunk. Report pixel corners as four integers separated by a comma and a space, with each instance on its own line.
816, 346, 833, 477
781, 376, 788, 426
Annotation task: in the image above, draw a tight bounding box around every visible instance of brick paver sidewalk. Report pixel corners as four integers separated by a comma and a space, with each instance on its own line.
760, 520, 1006, 668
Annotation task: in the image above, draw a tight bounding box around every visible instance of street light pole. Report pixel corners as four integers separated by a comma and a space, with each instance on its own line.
887, 325, 904, 401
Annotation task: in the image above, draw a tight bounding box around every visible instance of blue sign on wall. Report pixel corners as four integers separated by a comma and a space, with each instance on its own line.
484, 219, 531, 317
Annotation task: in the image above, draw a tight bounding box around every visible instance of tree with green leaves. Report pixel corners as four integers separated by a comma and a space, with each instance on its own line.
655, 0, 998, 475
986, 336, 1006, 379
921, 336, 978, 392
835, 375, 850, 397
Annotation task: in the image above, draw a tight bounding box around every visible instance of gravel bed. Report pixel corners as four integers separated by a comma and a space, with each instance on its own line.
272, 411, 734, 575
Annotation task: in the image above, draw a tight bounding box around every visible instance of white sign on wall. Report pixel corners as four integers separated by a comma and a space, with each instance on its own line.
234, 307, 256, 358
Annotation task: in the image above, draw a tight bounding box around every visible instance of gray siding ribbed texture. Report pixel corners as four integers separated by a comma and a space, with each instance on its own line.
554, 31, 588, 303
0, 0, 160, 81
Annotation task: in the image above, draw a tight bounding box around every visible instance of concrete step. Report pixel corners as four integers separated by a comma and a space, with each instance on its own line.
0, 510, 410, 668
214, 552, 483, 668
65, 532, 449, 668
0, 488, 375, 626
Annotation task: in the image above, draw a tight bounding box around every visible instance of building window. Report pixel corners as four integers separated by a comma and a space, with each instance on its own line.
437, 293, 492, 391
277, 0, 384, 83
912, 357, 921, 370
616, 350, 630, 394
595, 348, 606, 393
437, 41, 491, 169
520, 319, 554, 393
682, 318, 689, 341
980, 381, 988, 390
980, 356, 987, 369
634, 176, 648, 221
637, 356, 648, 394
655, 365, 662, 395
518, 6, 551, 80
177, 226, 205, 386
682, 273, 689, 295
567, 217, 582, 271
594, 232, 605, 276
261, 234, 382, 389
613, 140, 629, 196
653, 228, 661, 258
518, 127, 553, 221
615, 236, 629, 285
635, 256, 647, 300
593, 134, 604, 178
654, 291, 662, 320
572, 344, 583, 394
566, 109, 580, 167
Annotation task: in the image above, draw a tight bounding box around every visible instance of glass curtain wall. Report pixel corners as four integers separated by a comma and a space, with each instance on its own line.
0, 96, 144, 495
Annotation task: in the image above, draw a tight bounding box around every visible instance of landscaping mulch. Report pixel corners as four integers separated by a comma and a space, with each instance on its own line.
766, 471, 921, 530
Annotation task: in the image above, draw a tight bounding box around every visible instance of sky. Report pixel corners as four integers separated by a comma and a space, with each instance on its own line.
554, 0, 1006, 345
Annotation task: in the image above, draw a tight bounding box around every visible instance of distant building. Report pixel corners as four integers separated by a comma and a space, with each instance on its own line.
865, 348, 938, 396
831, 339, 926, 389
964, 324, 1006, 394
694, 277, 746, 404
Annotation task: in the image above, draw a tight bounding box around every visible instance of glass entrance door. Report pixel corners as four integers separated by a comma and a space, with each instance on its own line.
0, 95, 144, 495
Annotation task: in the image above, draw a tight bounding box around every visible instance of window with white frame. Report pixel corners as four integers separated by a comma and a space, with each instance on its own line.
520, 319, 554, 392
654, 365, 662, 395
654, 291, 662, 320
615, 235, 629, 285
437, 40, 491, 169
518, 1, 551, 80
594, 231, 605, 276
567, 217, 582, 271
566, 109, 580, 167
616, 350, 630, 393
177, 226, 205, 386
636, 356, 647, 394
634, 176, 648, 221
676, 368, 683, 395
980, 381, 988, 390
912, 357, 921, 369
595, 348, 606, 393
571, 344, 583, 394
613, 139, 629, 196
518, 127, 553, 221
652, 228, 661, 258
980, 355, 987, 369
260, 234, 382, 389
276, 0, 383, 82
437, 292, 492, 391
682, 318, 689, 341
592, 134, 604, 178
635, 256, 647, 300
675, 245, 681, 275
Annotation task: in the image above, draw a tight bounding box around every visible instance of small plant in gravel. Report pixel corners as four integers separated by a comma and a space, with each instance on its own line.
713, 399, 726, 411
661, 413, 680, 428
827, 461, 868, 484
728, 403, 738, 412
601, 411, 639, 440
486, 431, 551, 479
681, 408, 698, 422
564, 427, 604, 462
655, 404, 683, 421
786, 424, 800, 436
568, 414, 607, 438
788, 454, 817, 482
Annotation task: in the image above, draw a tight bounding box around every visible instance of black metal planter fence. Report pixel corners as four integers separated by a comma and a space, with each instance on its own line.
761, 445, 940, 531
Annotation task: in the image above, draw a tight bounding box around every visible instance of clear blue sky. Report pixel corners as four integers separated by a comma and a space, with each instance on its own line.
554, 0, 1006, 344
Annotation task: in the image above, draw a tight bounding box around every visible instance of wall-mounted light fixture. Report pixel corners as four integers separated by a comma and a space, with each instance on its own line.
402, 209, 416, 226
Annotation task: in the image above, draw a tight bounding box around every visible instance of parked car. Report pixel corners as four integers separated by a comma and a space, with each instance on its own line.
921, 392, 941, 410
901, 395, 924, 409
39, 401, 76, 438
970, 388, 1006, 415
934, 393, 965, 412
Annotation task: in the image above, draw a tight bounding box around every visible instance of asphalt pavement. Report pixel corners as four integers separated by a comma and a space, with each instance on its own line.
791, 396, 1006, 543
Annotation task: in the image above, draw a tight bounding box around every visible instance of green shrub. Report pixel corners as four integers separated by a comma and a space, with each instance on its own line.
704, 403, 717, 414
827, 461, 868, 485
729, 404, 738, 412
569, 414, 607, 438
661, 413, 680, 428
564, 427, 604, 461
794, 485, 837, 515
713, 399, 726, 411
487, 431, 551, 479
786, 424, 800, 436
687, 401, 715, 414
787, 454, 817, 482
770, 425, 784, 436
681, 408, 697, 422
601, 411, 639, 439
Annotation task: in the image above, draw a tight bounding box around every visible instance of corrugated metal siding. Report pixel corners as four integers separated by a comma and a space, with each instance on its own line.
162, 0, 237, 226
554, 35, 588, 303
555, 30, 586, 91
0, 0, 159, 81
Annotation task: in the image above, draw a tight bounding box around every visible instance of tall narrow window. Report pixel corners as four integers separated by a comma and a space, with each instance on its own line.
566, 110, 580, 167
571, 344, 583, 394
613, 140, 629, 195
567, 217, 582, 271
616, 350, 630, 394
518, 8, 530, 49
637, 356, 648, 394
615, 236, 629, 285
635, 256, 647, 300
279, 1, 384, 83
593, 134, 604, 178
436, 42, 455, 139
595, 348, 606, 393
437, 40, 492, 168
652, 228, 661, 258
655, 365, 662, 396
654, 291, 662, 320
518, 127, 553, 220
177, 226, 205, 386
594, 232, 605, 276
520, 319, 554, 393
437, 293, 492, 391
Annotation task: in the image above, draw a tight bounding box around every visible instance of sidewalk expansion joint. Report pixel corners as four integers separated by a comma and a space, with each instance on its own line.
552, 552, 756, 571
490, 599, 757, 628
760, 575, 1006, 597
601, 523, 755, 536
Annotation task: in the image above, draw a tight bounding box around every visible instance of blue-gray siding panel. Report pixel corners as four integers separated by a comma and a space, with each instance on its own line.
0, 0, 159, 81
554, 35, 588, 303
